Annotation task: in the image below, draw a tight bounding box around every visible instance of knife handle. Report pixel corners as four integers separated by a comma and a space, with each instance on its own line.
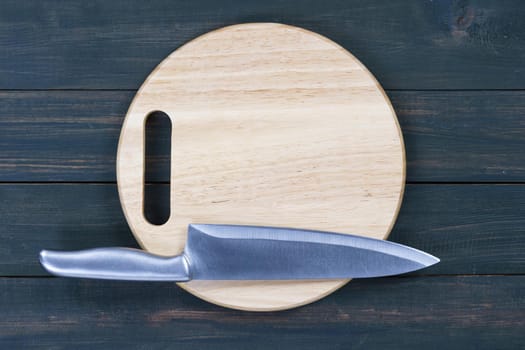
39, 248, 191, 282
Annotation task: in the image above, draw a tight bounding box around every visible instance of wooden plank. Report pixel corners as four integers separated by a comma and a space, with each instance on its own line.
1, 184, 524, 276
0, 184, 139, 276
391, 184, 525, 274
393, 91, 525, 182
0, 91, 133, 182
0, 276, 523, 349
2, 91, 525, 182
2, 0, 525, 89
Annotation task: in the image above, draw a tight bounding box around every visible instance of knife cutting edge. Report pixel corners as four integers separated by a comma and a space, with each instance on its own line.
39, 224, 439, 281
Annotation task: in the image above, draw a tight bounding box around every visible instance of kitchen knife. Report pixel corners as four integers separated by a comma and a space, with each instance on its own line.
39, 224, 439, 281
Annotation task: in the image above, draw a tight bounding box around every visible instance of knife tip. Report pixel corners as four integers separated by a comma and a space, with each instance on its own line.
425, 254, 440, 267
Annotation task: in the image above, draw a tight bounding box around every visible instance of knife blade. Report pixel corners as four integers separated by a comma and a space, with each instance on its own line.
39, 224, 439, 281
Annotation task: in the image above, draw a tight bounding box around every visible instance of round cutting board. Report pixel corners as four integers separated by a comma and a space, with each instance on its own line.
117, 23, 405, 311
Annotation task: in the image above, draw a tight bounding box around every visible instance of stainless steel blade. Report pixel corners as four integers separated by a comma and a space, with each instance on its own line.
185, 224, 439, 280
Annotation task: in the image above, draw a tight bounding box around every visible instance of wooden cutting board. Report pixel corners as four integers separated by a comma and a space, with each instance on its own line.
116, 23, 405, 311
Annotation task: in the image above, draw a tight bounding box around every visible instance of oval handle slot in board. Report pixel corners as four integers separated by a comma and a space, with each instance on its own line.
144, 111, 172, 226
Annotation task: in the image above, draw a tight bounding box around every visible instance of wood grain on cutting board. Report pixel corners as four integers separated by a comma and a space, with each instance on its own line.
117, 23, 405, 311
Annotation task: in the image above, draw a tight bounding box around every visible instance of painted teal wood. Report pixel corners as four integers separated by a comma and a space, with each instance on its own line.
1, 91, 525, 182
0, 276, 522, 349
1, 184, 523, 276
1, 1, 524, 347
1, 1, 525, 90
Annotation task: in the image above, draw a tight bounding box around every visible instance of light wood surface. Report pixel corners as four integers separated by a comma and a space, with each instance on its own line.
116, 23, 405, 311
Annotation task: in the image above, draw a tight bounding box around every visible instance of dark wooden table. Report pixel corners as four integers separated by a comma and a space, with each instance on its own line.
1, 1, 524, 348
